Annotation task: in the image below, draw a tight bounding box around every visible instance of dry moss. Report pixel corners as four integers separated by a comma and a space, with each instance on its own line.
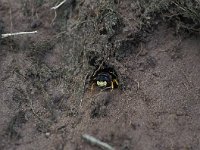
139, 0, 200, 33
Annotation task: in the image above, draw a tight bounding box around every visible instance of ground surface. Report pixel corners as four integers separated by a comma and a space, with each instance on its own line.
0, 0, 200, 150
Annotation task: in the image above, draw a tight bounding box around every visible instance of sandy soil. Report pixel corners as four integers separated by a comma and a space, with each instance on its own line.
0, 0, 200, 150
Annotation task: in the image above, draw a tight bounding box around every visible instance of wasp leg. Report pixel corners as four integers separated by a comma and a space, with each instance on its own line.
111, 81, 114, 91
113, 79, 119, 86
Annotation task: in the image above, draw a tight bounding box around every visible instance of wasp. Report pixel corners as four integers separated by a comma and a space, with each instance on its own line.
90, 67, 119, 90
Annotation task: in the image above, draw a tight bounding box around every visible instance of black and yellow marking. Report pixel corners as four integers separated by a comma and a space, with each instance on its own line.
90, 67, 119, 91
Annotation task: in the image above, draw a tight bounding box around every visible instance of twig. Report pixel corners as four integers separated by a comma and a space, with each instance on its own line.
51, 0, 67, 10
92, 61, 105, 77
51, 10, 57, 25
135, 43, 143, 58
50, 0, 67, 24
1, 31, 38, 38
82, 134, 115, 150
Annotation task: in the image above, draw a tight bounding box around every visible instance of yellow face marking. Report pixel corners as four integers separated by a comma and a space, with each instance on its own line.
97, 81, 107, 87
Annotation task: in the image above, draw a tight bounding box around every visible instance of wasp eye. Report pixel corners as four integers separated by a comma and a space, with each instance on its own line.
97, 81, 107, 87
